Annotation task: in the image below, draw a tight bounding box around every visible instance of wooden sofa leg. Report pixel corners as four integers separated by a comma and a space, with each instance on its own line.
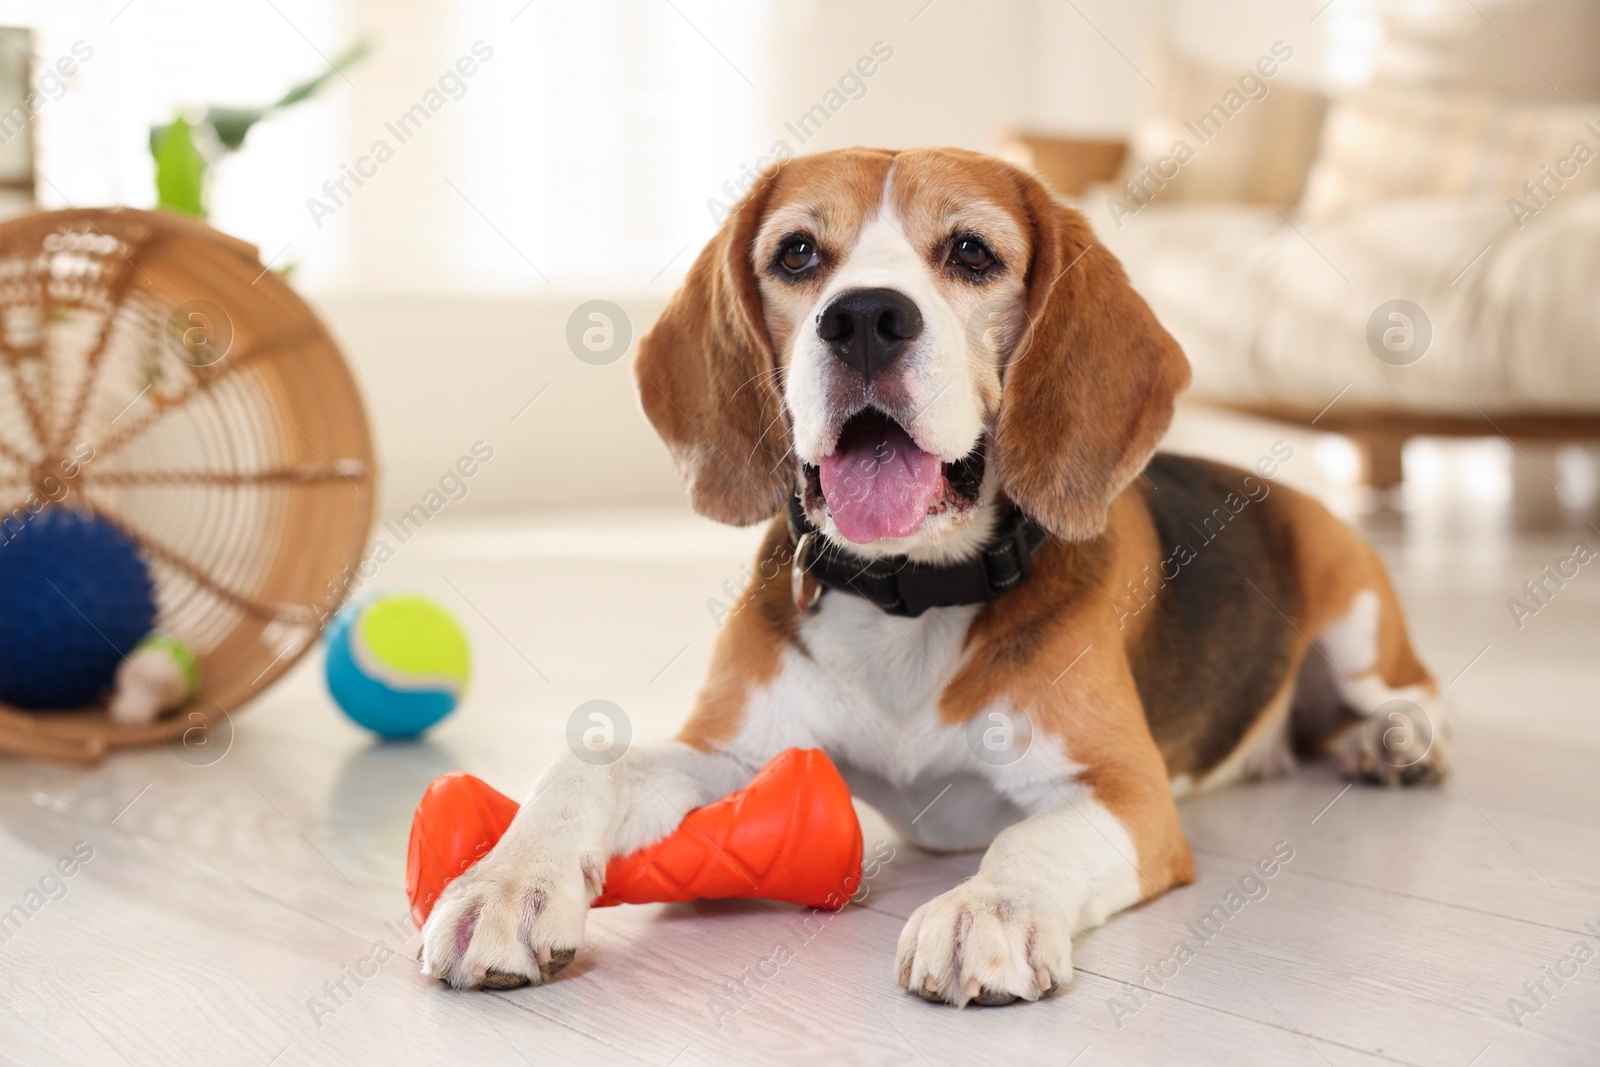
1352, 432, 1406, 491
1510, 441, 1565, 529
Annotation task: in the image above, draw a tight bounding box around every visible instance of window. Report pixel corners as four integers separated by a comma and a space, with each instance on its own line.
18, 0, 771, 291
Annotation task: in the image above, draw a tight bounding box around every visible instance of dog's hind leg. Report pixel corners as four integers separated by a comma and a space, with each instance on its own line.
1287, 509, 1449, 786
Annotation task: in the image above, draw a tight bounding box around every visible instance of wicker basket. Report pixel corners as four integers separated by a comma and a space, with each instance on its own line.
0, 207, 376, 762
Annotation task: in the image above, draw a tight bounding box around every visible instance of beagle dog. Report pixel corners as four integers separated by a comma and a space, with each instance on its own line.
420, 147, 1447, 1007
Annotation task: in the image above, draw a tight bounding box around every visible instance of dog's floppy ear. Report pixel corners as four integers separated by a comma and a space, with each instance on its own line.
995, 173, 1190, 542
634, 173, 790, 526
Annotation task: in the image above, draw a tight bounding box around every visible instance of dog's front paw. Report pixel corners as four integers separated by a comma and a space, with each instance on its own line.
419, 849, 604, 990
894, 880, 1072, 1007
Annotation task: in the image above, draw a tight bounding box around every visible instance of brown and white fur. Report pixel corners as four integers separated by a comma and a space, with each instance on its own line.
419, 148, 1447, 1007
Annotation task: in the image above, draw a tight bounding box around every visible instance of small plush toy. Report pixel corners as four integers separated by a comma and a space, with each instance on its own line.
406, 748, 864, 927
0, 509, 156, 709
109, 634, 200, 726
324, 592, 470, 737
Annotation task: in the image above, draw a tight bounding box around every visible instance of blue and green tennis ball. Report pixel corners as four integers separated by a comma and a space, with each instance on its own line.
324, 593, 469, 737
0, 508, 157, 709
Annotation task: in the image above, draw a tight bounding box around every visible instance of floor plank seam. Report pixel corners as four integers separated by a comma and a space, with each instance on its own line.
1070, 965, 1428, 1067
1188, 843, 1600, 933
72, 804, 420, 958
485, 988, 671, 1064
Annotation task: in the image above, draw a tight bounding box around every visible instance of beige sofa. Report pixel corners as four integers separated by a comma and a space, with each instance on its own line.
1009, 0, 1600, 491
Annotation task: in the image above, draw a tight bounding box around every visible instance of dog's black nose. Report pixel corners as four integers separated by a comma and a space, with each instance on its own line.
816, 287, 923, 381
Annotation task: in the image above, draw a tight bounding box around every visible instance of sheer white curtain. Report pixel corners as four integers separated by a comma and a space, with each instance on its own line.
445, 0, 771, 291
9, 0, 771, 291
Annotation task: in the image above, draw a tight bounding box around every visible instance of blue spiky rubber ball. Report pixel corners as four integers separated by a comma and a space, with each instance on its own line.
0, 509, 157, 709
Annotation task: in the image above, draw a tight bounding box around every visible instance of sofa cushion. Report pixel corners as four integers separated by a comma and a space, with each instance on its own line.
1300, 0, 1600, 219
1376, 0, 1600, 104
1300, 89, 1600, 220
1098, 192, 1600, 416
1115, 38, 1328, 212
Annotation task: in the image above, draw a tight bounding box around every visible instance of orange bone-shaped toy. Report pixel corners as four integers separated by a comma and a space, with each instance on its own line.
406, 748, 864, 927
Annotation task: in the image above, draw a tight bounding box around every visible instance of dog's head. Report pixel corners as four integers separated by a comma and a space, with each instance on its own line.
635, 147, 1189, 558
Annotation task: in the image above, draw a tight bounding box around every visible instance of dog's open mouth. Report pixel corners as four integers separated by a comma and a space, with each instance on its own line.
803, 408, 984, 544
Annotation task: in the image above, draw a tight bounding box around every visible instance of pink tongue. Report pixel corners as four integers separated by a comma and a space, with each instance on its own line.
819, 415, 943, 543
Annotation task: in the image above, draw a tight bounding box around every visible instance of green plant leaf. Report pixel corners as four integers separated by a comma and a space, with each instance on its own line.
152, 116, 207, 218
204, 106, 269, 151
272, 39, 373, 110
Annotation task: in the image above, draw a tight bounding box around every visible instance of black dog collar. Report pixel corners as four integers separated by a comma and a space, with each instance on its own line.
786, 493, 1049, 617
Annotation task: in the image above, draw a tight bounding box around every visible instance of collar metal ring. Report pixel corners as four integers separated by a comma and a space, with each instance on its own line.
791, 532, 822, 614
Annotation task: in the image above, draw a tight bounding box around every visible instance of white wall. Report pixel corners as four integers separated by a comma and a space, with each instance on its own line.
311, 291, 681, 517
760, 0, 1180, 149
763, 0, 1028, 154
1023, 0, 1166, 136
1165, 0, 1378, 91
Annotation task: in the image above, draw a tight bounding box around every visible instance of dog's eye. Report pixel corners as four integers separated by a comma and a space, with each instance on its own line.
950, 236, 995, 273
778, 237, 819, 275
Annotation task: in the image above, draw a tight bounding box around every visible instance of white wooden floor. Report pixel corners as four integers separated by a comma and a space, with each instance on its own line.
4, 454, 1600, 1065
